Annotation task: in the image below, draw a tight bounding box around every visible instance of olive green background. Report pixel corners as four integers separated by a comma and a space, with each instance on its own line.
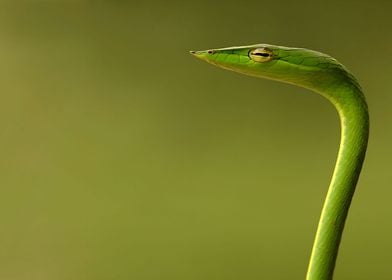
0, 1, 391, 279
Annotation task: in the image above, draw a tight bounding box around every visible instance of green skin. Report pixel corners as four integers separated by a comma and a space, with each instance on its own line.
190, 44, 369, 280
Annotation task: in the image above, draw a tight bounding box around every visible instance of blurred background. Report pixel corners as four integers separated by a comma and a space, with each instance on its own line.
0, 0, 391, 279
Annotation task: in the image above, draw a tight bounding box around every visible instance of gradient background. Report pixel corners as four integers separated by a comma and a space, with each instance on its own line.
0, 1, 391, 279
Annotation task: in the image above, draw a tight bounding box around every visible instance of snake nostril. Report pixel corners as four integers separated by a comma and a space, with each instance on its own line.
207, 50, 215, 54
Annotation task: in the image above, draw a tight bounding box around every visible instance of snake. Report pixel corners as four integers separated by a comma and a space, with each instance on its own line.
190, 44, 369, 279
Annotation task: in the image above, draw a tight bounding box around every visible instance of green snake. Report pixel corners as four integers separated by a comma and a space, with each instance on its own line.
190, 44, 369, 279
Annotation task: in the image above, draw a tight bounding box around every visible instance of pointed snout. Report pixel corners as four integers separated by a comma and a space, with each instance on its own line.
189, 49, 217, 62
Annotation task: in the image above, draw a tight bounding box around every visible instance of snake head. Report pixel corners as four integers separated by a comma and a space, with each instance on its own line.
190, 44, 347, 91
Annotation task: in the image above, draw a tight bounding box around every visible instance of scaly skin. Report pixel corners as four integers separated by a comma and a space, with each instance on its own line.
190, 44, 369, 280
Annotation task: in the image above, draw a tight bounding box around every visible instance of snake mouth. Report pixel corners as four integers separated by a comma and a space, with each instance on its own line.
189, 50, 216, 64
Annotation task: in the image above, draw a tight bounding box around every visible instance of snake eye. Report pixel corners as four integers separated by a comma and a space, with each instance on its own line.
249, 48, 273, 62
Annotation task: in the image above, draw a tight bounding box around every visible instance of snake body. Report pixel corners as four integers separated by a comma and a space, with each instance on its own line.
191, 44, 369, 279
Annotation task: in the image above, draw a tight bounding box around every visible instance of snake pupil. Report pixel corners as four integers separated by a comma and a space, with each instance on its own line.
254, 52, 270, 57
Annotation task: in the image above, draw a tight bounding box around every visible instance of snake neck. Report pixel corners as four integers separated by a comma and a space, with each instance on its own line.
307, 80, 369, 280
